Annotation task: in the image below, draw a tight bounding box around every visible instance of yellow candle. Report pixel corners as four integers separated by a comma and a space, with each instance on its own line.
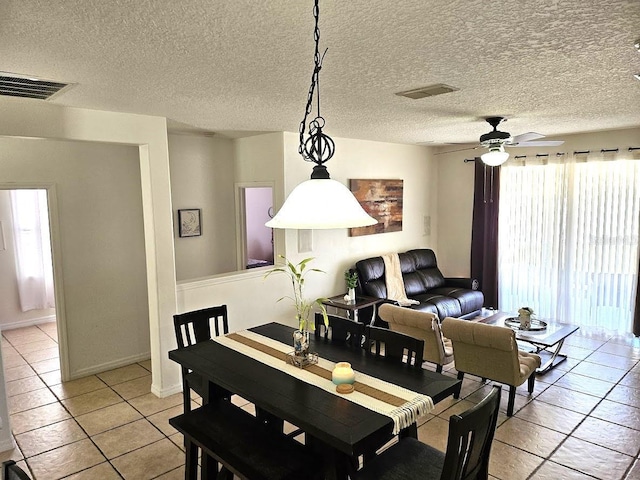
332, 362, 355, 385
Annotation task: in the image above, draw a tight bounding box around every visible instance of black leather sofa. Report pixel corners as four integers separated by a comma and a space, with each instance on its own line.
355, 249, 484, 322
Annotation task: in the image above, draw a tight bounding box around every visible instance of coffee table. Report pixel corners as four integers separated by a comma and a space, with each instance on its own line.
476, 311, 579, 374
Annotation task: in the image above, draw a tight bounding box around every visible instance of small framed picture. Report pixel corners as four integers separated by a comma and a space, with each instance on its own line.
178, 209, 202, 237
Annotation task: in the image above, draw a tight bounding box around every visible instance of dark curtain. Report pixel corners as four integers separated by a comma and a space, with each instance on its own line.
471, 159, 500, 309
634, 243, 640, 336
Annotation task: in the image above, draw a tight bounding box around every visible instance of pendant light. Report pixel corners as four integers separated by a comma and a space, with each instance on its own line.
265, 0, 377, 230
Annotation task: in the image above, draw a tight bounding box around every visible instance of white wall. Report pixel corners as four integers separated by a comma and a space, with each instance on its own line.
169, 133, 237, 280
0, 97, 178, 397
176, 133, 437, 380
0, 190, 56, 328
435, 127, 640, 277
281, 132, 437, 299
0, 137, 150, 377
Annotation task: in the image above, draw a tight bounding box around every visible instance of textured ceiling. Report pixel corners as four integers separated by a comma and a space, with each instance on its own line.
1, 0, 639, 145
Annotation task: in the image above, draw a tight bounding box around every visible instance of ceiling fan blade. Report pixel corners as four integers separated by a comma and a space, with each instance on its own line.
510, 140, 565, 147
511, 132, 544, 143
434, 145, 479, 155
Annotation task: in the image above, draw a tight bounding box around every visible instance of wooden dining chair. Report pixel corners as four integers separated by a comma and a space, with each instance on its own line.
365, 325, 424, 368
315, 312, 365, 348
352, 386, 501, 480
173, 305, 229, 412
2, 460, 30, 480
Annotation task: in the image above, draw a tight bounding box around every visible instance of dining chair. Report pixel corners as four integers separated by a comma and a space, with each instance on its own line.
2, 460, 30, 480
352, 386, 502, 480
379, 303, 454, 372
315, 312, 365, 348
365, 325, 424, 368
441, 317, 541, 416
173, 305, 229, 412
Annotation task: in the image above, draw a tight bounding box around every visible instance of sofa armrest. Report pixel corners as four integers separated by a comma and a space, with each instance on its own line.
444, 277, 480, 290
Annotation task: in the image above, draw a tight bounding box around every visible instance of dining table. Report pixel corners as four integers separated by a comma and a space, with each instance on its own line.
168, 322, 461, 480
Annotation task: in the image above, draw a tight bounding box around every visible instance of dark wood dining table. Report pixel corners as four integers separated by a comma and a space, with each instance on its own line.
168, 322, 461, 479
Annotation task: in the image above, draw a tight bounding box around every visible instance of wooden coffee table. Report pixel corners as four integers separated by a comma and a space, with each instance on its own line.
476, 311, 579, 374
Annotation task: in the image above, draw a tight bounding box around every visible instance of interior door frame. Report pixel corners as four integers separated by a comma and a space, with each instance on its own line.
0, 182, 70, 381
234, 181, 275, 271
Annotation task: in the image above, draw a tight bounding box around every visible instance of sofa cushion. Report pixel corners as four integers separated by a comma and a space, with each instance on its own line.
430, 287, 484, 314
412, 293, 462, 319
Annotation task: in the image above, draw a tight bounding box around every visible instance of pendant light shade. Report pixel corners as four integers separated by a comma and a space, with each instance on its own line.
266, 179, 377, 229
481, 145, 509, 166
265, 0, 378, 230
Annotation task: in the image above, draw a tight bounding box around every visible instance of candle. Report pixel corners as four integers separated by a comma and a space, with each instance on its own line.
332, 362, 356, 385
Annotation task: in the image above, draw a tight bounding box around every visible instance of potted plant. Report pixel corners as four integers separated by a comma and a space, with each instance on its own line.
517, 307, 534, 330
344, 270, 358, 303
265, 255, 329, 356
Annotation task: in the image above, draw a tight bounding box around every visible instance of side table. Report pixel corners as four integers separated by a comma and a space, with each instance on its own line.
322, 294, 383, 326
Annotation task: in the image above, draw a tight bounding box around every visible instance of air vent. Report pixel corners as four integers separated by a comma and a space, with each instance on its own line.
0, 72, 73, 100
395, 84, 459, 100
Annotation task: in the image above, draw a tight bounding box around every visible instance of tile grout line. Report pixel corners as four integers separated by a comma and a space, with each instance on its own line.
525, 336, 640, 480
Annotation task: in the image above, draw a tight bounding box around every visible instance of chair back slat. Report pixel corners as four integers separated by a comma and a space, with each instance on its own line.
315, 313, 364, 348
174, 305, 229, 349
365, 325, 424, 367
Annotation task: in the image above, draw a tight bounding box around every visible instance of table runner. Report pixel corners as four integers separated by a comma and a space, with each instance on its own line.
213, 329, 434, 434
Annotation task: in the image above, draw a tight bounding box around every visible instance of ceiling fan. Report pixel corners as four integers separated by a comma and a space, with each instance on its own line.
442, 117, 565, 166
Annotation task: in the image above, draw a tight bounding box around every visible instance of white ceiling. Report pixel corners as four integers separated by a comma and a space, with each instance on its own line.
1, 0, 639, 145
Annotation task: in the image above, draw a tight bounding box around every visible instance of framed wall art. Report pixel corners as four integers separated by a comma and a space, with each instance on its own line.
349, 179, 403, 237
178, 208, 202, 237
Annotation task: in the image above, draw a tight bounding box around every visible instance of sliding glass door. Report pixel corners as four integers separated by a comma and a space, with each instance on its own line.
498, 154, 640, 333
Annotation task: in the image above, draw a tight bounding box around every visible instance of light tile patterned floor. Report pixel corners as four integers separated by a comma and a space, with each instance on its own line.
1, 322, 640, 479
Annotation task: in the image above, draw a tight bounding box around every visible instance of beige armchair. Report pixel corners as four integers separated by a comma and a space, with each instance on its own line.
441, 316, 541, 416
378, 303, 454, 373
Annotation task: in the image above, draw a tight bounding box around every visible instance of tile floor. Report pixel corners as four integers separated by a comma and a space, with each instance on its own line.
1, 322, 640, 479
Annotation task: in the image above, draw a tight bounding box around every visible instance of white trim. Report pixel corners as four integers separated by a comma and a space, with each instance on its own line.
151, 382, 183, 398
69, 352, 151, 381
0, 315, 56, 332
0, 436, 16, 452
176, 267, 271, 291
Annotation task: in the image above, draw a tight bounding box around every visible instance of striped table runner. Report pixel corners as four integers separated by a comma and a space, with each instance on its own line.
213, 330, 434, 434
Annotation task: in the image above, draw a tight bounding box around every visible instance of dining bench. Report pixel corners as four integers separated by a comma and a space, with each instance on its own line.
169, 400, 323, 480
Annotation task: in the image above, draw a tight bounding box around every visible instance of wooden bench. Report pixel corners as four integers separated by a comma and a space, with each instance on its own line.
169, 401, 323, 480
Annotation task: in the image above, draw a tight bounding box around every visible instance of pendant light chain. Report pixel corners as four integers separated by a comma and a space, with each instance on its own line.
298, 0, 335, 177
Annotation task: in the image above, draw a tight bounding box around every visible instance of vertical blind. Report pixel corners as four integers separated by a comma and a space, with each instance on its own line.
498, 153, 640, 333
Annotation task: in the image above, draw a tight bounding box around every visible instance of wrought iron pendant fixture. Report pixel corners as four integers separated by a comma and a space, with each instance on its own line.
266, 0, 377, 230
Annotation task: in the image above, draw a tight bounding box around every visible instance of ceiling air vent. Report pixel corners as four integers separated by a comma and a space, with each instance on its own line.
0, 72, 74, 100
395, 84, 459, 100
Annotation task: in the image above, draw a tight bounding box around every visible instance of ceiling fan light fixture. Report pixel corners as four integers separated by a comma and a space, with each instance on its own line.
481, 145, 509, 166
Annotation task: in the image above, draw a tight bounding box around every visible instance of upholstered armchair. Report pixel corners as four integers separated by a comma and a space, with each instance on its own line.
379, 303, 454, 373
441, 317, 541, 416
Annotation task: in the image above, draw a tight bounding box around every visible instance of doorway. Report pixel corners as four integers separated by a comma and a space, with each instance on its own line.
0, 188, 63, 379
236, 184, 274, 270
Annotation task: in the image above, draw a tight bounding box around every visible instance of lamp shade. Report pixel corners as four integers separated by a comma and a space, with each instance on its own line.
265, 179, 377, 229
481, 148, 509, 166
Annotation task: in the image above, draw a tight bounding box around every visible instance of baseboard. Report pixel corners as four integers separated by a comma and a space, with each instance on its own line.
0, 315, 56, 331
0, 435, 16, 453
69, 352, 151, 381
151, 382, 183, 398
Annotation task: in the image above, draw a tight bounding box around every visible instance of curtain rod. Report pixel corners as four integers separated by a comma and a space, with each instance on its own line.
464, 146, 640, 163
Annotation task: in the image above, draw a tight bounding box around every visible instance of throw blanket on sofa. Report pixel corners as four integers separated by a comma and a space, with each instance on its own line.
382, 253, 420, 307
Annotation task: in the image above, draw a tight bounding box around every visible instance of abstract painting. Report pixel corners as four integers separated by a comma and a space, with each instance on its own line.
349, 179, 403, 236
